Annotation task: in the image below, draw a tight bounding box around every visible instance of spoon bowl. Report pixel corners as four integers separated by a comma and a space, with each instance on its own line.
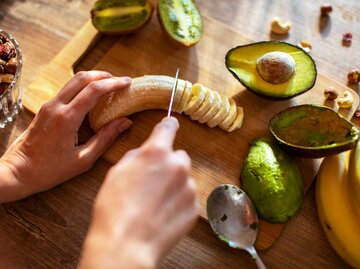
207, 184, 266, 269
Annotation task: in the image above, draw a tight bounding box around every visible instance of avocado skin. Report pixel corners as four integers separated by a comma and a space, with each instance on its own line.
241, 137, 304, 223
269, 104, 360, 158
225, 41, 317, 100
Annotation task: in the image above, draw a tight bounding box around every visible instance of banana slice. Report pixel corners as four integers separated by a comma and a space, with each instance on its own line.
219, 98, 237, 130
89, 75, 185, 130
198, 91, 222, 124
190, 85, 215, 121
225, 106, 244, 132
183, 83, 207, 115
175, 80, 192, 113
206, 95, 231, 128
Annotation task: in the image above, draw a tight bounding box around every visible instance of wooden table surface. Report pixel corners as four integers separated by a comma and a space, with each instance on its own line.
0, 0, 359, 268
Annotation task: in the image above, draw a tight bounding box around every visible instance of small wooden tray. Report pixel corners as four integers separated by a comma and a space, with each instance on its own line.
23, 15, 359, 250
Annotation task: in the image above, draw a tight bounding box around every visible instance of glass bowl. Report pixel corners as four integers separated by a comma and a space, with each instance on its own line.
0, 29, 23, 129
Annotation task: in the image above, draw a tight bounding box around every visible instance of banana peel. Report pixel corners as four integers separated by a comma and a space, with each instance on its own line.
89, 75, 244, 132
316, 141, 360, 268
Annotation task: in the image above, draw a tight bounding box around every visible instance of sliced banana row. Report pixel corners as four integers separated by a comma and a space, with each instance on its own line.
89, 75, 244, 132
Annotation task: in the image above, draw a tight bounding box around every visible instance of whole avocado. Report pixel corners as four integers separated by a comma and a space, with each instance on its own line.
241, 137, 304, 223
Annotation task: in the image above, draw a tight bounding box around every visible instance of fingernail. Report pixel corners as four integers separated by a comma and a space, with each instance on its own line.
162, 116, 178, 124
122, 76, 132, 83
161, 117, 179, 129
117, 118, 133, 131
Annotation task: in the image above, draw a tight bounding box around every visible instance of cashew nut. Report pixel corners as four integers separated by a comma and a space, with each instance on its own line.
337, 91, 354, 108
297, 40, 312, 53
271, 17, 291, 35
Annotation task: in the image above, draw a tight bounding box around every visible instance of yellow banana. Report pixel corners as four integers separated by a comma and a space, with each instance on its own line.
89, 75, 244, 132
349, 141, 360, 217
316, 148, 360, 269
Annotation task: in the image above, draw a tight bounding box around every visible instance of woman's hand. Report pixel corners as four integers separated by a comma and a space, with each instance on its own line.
79, 117, 199, 269
0, 71, 133, 203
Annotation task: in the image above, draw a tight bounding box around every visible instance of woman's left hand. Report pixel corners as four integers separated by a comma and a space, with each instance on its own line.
0, 71, 132, 203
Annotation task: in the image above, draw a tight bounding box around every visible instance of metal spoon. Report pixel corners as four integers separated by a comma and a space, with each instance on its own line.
207, 184, 266, 269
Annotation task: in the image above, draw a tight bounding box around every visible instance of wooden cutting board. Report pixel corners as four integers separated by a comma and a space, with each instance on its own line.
23, 15, 359, 250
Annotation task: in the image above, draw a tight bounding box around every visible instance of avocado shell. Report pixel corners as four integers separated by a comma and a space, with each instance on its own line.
269, 104, 360, 158
225, 41, 317, 100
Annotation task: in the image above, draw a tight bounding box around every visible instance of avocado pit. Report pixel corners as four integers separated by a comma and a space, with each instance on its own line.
256, 51, 295, 84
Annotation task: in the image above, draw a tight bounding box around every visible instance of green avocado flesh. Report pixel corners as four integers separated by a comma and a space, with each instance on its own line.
225, 41, 317, 99
241, 137, 304, 223
91, 0, 153, 34
158, 0, 203, 46
269, 105, 360, 158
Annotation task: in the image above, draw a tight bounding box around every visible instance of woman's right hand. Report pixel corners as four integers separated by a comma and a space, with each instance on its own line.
79, 117, 199, 269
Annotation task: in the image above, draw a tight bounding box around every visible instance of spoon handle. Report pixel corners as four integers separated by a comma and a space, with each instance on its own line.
247, 246, 267, 269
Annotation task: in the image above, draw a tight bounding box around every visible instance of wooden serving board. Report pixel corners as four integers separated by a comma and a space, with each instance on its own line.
23, 15, 359, 250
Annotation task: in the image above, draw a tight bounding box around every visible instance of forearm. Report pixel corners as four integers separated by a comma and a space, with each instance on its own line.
0, 160, 31, 203
78, 226, 156, 269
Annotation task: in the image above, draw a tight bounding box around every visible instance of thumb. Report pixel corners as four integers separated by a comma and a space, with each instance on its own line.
78, 118, 133, 163
143, 116, 179, 150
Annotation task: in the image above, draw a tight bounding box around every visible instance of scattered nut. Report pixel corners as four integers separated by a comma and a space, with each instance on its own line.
347, 69, 360, 84
0, 83, 8, 95
320, 3, 333, 16
0, 43, 15, 61
337, 91, 354, 108
270, 17, 291, 35
342, 32, 352, 46
0, 33, 17, 96
297, 40, 312, 53
4, 57, 17, 74
355, 109, 360, 118
324, 86, 338, 100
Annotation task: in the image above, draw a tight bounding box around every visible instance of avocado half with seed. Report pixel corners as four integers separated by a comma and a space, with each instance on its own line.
269, 104, 359, 158
225, 41, 317, 100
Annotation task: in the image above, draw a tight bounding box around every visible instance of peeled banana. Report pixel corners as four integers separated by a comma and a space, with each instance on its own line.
316, 143, 360, 269
89, 75, 244, 132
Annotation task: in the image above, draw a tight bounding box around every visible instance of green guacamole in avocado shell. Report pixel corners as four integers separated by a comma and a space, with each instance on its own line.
241, 137, 304, 223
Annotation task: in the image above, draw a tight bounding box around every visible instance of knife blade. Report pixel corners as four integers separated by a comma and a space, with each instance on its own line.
167, 68, 180, 118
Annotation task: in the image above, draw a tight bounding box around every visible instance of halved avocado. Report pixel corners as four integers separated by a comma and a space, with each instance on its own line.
269, 104, 359, 158
225, 41, 317, 100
